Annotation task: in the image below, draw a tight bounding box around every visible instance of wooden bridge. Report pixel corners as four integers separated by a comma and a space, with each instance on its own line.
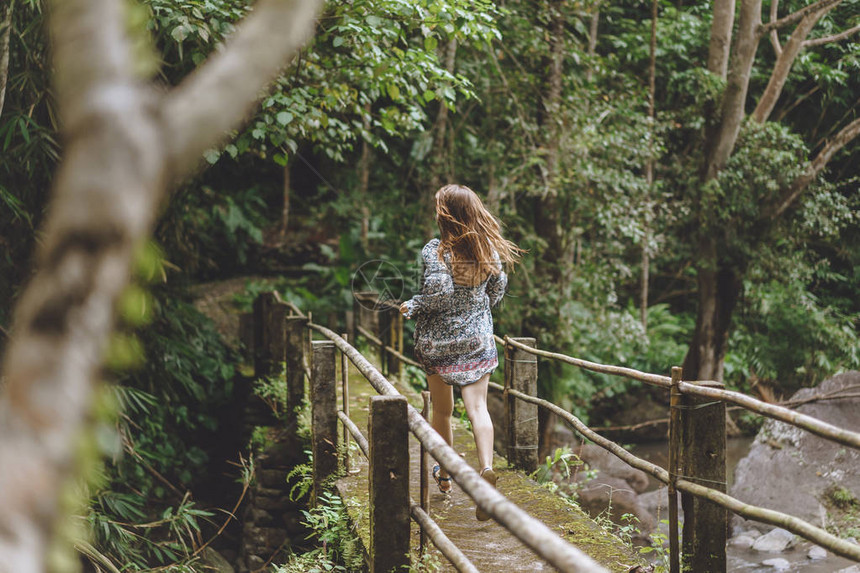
243, 290, 860, 572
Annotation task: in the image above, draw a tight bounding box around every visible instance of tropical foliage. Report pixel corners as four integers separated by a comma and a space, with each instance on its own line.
1, 0, 858, 567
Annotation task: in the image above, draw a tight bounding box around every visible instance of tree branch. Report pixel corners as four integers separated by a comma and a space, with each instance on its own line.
160, 0, 323, 178
769, 0, 783, 56
758, 0, 841, 35
752, 3, 835, 123
803, 23, 860, 46
703, 0, 763, 179
772, 116, 860, 217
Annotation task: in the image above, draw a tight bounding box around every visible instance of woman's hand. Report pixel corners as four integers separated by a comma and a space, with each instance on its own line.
400, 302, 409, 317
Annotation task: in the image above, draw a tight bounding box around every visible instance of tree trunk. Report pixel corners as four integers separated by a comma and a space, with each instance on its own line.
682, 238, 743, 381
359, 105, 371, 249
0, 0, 13, 119
534, 1, 566, 282
707, 0, 737, 79
424, 38, 457, 237
279, 157, 292, 239
641, 0, 658, 328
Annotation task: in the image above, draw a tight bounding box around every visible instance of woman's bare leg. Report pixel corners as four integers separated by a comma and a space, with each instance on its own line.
428, 373, 454, 477
460, 373, 494, 471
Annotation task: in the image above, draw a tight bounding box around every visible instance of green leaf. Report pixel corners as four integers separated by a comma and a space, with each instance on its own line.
333, 36, 344, 48
170, 25, 187, 43
276, 111, 294, 126
203, 149, 220, 164
387, 84, 401, 100
424, 35, 438, 52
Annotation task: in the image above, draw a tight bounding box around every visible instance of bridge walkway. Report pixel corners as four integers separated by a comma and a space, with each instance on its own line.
333, 356, 645, 572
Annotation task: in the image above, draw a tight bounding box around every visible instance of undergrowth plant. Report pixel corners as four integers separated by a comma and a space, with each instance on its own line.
274, 491, 364, 573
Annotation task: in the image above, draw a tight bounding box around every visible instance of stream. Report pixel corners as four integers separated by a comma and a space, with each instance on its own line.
629, 438, 857, 572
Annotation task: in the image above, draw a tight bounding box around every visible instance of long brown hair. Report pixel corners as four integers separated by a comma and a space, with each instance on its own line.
434, 184, 522, 279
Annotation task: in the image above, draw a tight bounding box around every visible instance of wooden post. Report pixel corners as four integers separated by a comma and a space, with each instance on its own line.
386, 307, 401, 377
253, 292, 286, 378
311, 340, 338, 507
369, 395, 410, 573
285, 316, 306, 433
680, 379, 727, 572
376, 302, 391, 375
345, 310, 355, 345
341, 333, 350, 473
420, 391, 431, 555
668, 366, 682, 573
354, 291, 377, 339
238, 312, 254, 360
504, 337, 538, 473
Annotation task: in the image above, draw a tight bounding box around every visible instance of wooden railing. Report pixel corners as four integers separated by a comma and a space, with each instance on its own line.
245, 291, 860, 573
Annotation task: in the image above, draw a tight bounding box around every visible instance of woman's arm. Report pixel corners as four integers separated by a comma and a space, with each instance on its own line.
485, 251, 507, 307
401, 241, 453, 319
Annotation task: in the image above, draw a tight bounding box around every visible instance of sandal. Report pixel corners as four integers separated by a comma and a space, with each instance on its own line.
432, 464, 452, 494
476, 467, 497, 521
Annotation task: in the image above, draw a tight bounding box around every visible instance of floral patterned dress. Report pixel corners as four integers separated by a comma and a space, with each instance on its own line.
401, 239, 507, 386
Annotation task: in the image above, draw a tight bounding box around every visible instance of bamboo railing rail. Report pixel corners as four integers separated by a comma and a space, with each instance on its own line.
357, 324, 423, 368
308, 322, 608, 573
501, 335, 860, 450
500, 385, 860, 561
499, 335, 673, 388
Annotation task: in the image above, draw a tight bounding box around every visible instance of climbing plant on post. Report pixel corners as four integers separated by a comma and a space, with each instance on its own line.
0, 0, 323, 569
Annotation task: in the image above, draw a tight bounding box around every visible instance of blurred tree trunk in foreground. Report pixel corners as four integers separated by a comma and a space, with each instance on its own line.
0, 0, 322, 570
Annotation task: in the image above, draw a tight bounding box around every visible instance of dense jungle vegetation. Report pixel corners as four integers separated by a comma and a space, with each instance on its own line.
0, 0, 858, 569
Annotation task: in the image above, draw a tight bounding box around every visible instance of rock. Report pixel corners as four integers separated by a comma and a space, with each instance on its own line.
837, 566, 860, 573
730, 372, 860, 529
752, 528, 795, 552
761, 557, 791, 570
639, 487, 668, 516
577, 444, 651, 493
257, 468, 287, 488
245, 555, 265, 570
729, 535, 755, 549
198, 547, 235, 573
576, 476, 656, 535
807, 545, 827, 560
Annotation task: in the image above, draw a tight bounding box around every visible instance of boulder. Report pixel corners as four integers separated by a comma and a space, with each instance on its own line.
730, 372, 860, 528
752, 528, 795, 553
729, 535, 755, 549
198, 547, 235, 573
807, 545, 827, 560
577, 444, 651, 494
761, 557, 791, 570
576, 476, 656, 535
